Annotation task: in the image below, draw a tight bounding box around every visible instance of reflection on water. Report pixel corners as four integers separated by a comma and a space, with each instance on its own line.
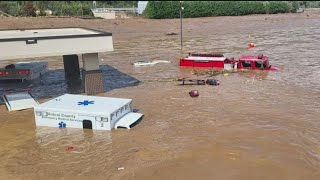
0, 11, 320, 179
238, 70, 269, 80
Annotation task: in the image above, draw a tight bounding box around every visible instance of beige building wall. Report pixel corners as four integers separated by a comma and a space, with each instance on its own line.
92, 11, 133, 19
93, 12, 116, 19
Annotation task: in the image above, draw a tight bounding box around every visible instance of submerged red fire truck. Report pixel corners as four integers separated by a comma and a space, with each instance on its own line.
180, 53, 279, 71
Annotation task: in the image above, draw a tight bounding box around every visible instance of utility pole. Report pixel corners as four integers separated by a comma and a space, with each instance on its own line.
93, 1, 97, 10
179, 1, 183, 53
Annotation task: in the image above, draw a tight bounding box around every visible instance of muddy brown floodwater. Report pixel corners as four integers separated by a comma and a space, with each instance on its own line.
1, 9, 320, 180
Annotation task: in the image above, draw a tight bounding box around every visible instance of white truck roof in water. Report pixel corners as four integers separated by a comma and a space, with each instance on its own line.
35, 94, 132, 115
14, 61, 47, 68
185, 56, 227, 61
0, 61, 47, 69
3, 92, 39, 111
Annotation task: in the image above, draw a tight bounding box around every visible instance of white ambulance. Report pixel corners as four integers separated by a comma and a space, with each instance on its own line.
34, 94, 144, 130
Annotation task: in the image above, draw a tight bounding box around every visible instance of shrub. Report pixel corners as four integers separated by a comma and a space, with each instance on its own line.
0, 1, 22, 17
37, 1, 49, 16
144, 1, 292, 19
144, 1, 180, 19
265, 1, 290, 14
22, 1, 37, 17
1, 1, 136, 17
82, 4, 94, 17
290, 1, 299, 13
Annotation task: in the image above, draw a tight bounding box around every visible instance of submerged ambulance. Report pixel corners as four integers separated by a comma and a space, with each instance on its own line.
34, 94, 143, 130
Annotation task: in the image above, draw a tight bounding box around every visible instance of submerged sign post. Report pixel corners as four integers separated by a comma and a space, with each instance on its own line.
34, 94, 143, 130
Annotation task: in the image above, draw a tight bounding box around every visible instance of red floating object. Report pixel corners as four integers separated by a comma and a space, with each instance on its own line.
189, 90, 199, 97
65, 146, 74, 151
249, 42, 255, 48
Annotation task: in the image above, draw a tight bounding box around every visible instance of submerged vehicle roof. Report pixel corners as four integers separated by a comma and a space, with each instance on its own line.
1, 61, 47, 69
35, 94, 132, 115
239, 55, 268, 61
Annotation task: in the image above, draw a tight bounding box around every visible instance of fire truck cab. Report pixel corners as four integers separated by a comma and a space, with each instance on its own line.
237, 54, 279, 71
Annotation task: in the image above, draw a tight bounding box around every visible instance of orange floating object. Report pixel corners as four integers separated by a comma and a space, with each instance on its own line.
249, 42, 255, 48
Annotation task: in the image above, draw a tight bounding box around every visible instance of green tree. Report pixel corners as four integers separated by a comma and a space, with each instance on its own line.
38, 1, 49, 16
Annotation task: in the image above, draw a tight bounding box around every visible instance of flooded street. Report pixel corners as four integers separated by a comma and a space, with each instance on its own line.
1, 10, 320, 179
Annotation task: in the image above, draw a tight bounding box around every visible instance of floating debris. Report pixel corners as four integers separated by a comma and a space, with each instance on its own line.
65, 146, 74, 151
165, 32, 178, 36
180, 78, 206, 85
132, 60, 171, 67
206, 79, 220, 85
188, 69, 237, 78
189, 90, 199, 97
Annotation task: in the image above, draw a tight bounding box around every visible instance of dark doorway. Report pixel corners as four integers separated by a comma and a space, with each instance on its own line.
83, 120, 93, 129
